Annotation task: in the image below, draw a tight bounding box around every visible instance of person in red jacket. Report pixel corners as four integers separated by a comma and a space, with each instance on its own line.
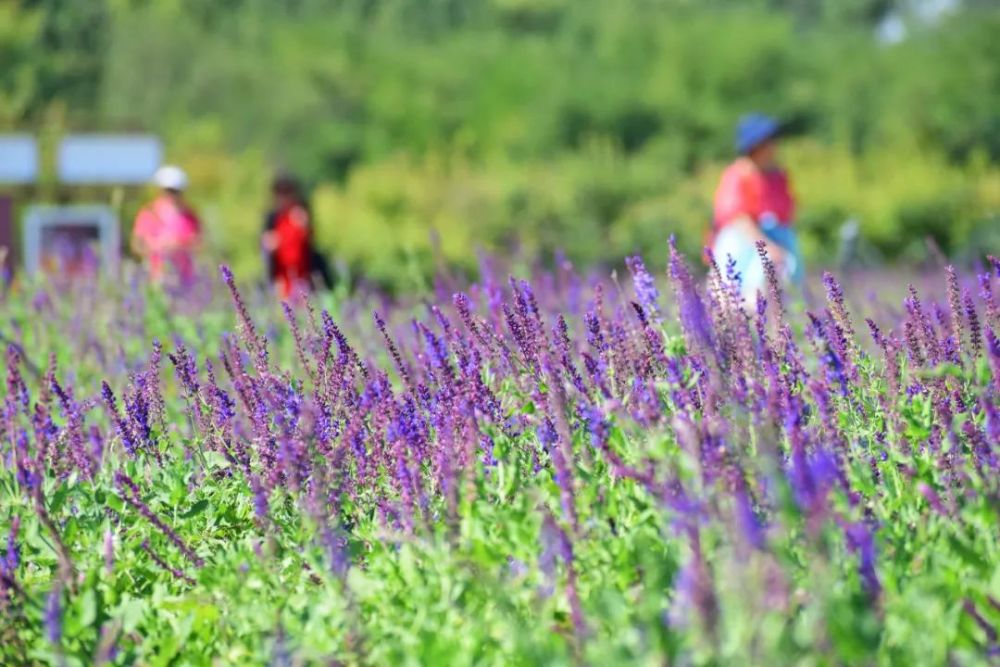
262, 175, 313, 300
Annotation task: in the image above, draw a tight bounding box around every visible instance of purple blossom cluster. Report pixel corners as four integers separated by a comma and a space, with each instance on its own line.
0, 250, 998, 658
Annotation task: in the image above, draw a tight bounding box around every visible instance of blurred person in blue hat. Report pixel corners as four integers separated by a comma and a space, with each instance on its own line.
709, 113, 802, 303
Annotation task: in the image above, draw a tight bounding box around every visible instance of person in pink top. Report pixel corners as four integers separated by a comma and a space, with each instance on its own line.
132, 165, 202, 286
710, 114, 802, 301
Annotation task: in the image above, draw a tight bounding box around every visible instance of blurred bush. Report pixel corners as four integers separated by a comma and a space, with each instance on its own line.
2, 0, 999, 290
298, 140, 1000, 290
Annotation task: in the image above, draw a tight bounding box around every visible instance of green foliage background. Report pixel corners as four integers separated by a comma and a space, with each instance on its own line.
3, 0, 1000, 288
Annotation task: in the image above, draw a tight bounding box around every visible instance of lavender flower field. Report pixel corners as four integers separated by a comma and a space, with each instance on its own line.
2, 246, 999, 666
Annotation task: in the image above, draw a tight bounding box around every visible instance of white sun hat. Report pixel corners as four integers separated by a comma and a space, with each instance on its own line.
152, 164, 189, 191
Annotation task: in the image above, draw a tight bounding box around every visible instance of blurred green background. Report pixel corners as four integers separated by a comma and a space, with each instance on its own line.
3, 0, 1000, 290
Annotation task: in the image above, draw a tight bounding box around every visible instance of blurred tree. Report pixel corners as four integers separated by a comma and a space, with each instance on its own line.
884, 8, 1000, 161
763, 0, 896, 26
21, 0, 110, 122
0, 2, 43, 126
2, 0, 997, 286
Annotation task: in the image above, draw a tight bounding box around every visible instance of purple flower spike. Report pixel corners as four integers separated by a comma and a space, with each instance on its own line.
2, 515, 20, 575
669, 530, 719, 639
668, 238, 718, 357
734, 478, 765, 550
945, 266, 964, 349
539, 512, 587, 640
219, 264, 269, 374
322, 526, 351, 578
755, 240, 784, 319
844, 521, 881, 600
45, 585, 62, 645
101, 382, 137, 455
104, 529, 115, 573
374, 312, 412, 388
963, 288, 983, 359
140, 540, 196, 586
626, 255, 661, 322
987, 328, 1000, 393
114, 472, 204, 567
822, 272, 853, 339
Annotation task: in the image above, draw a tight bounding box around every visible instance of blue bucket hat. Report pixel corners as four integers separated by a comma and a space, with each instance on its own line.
735, 113, 782, 155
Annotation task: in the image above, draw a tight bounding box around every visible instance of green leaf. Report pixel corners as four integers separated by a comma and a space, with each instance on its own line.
180, 499, 209, 519
48, 483, 72, 514
947, 535, 990, 575
120, 598, 145, 634
79, 588, 98, 628
202, 451, 230, 471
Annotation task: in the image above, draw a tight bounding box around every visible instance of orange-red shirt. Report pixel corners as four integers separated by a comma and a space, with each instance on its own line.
713, 157, 795, 230
272, 206, 312, 298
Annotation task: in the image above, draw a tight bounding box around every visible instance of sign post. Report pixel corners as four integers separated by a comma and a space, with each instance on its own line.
15, 134, 164, 278
0, 135, 39, 184
0, 135, 40, 277
56, 134, 162, 185
1, 133, 163, 280
22, 205, 120, 278
0, 197, 13, 281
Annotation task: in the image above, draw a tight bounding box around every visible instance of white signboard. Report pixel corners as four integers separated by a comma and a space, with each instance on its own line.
0, 135, 39, 184
57, 134, 162, 185
23, 205, 119, 277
